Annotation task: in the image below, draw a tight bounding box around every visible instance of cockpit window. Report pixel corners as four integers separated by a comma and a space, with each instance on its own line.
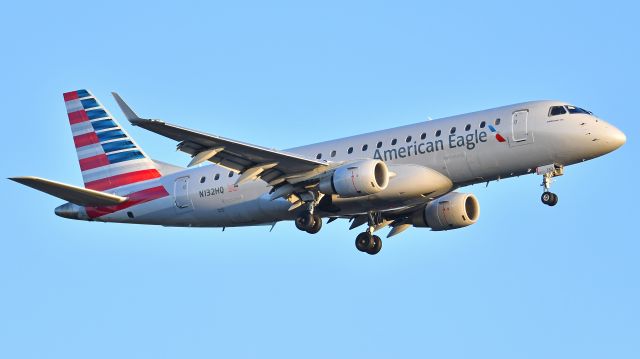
566, 105, 592, 114
549, 106, 567, 116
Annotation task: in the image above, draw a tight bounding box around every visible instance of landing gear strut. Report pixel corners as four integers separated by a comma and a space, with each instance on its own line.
354, 212, 383, 255
537, 164, 563, 206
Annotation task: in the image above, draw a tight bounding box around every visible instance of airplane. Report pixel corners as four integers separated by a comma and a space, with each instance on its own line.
10, 90, 626, 255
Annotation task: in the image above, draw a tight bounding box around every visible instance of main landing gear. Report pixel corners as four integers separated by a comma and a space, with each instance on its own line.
295, 210, 323, 234
538, 164, 563, 207
354, 212, 383, 255
295, 195, 323, 234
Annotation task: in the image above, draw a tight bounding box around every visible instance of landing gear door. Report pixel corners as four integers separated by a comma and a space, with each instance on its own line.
174, 176, 193, 212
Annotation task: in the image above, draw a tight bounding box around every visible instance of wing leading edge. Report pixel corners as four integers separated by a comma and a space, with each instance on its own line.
112, 93, 327, 186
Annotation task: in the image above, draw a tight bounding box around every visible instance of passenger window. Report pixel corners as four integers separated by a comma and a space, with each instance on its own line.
228, 171, 234, 177
494, 118, 501, 126
391, 138, 397, 145
435, 130, 441, 137
420, 132, 426, 140
316, 153, 322, 159
480, 121, 486, 128
330, 150, 336, 157
406, 135, 412, 143
376, 141, 382, 148
214, 173, 220, 180
465, 124, 471, 131
348, 147, 353, 154
450, 127, 456, 134
549, 106, 567, 116
200, 176, 206, 183
362, 144, 368, 151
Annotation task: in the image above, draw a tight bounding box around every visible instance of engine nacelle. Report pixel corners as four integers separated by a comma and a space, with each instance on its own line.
411, 192, 480, 231
319, 159, 389, 198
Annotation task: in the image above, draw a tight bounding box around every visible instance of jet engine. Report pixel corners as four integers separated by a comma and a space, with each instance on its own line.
319, 159, 389, 198
411, 192, 480, 231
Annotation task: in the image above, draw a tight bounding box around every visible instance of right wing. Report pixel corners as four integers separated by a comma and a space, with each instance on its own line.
112, 93, 328, 186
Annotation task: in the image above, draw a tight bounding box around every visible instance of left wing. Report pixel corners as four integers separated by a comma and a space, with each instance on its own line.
112, 93, 328, 186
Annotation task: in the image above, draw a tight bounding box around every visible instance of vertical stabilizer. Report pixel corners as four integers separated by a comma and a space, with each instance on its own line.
63, 89, 162, 191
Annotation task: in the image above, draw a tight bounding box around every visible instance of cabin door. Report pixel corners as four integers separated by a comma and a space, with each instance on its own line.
511, 110, 529, 142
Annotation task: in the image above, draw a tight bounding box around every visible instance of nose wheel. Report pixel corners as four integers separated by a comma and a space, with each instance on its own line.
541, 192, 558, 206
537, 164, 563, 207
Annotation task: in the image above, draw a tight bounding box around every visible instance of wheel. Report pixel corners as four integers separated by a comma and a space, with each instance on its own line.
541, 192, 559, 206
295, 211, 314, 231
366, 235, 382, 255
306, 215, 322, 234
355, 232, 371, 252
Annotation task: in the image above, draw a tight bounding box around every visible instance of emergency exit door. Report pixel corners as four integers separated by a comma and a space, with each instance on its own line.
174, 176, 193, 211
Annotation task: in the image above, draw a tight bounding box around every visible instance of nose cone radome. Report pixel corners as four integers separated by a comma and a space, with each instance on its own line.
602, 124, 626, 153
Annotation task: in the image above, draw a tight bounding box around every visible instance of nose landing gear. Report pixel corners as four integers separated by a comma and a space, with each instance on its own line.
541, 191, 558, 206
537, 164, 563, 206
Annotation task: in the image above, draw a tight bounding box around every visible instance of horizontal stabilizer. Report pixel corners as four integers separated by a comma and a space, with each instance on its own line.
9, 176, 128, 206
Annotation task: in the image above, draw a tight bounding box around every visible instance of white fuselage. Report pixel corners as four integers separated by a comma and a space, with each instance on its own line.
70, 100, 625, 227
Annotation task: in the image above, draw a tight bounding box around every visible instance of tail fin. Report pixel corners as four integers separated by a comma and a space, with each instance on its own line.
63, 89, 161, 191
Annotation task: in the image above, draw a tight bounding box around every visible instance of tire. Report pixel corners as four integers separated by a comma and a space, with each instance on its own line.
541, 192, 552, 205
306, 215, 322, 234
355, 232, 370, 252
367, 235, 382, 255
549, 193, 558, 206
295, 211, 313, 231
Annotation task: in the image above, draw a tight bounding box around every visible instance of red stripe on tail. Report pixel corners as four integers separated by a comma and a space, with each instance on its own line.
79, 154, 110, 171
63, 91, 79, 101
68, 110, 89, 124
85, 185, 169, 218
85, 169, 162, 191
73, 132, 99, 148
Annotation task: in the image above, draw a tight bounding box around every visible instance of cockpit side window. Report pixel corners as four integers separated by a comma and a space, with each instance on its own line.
549, 106, 567, 116
566, 105, 592, 114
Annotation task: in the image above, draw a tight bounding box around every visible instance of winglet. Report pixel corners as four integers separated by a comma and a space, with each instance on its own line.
111, 92, 144, 125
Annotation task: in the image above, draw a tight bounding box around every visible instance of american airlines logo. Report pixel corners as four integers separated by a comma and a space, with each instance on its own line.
488, 125, 507, 142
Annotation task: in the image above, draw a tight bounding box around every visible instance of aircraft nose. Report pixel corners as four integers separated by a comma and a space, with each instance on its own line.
603, 124, 626, 152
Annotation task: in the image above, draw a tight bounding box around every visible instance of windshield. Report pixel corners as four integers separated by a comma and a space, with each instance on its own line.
566, 105, 592, 114
548, 105, 593, 116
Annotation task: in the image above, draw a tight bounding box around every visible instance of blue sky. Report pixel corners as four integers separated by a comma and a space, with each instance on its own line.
1, 1, 638, 358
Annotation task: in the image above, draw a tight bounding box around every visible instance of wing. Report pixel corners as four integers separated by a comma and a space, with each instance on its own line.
112, 93, 327, 186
